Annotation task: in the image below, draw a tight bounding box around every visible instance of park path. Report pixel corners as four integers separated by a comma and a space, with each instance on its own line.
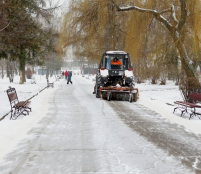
0, 76, 197, 174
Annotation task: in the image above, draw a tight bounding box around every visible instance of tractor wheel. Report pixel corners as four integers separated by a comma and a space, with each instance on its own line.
95, 85, 100, 98
130, 78, 135, 88
96, 73, 101, 98
129, 94, 133, 103
107, 92, 111, 101
134, 93, 138, 102
101, 91, 107, 100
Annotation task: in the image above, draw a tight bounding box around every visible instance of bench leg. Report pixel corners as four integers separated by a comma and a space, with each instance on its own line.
23, 107, 31, 114
181, 109, 187, 117
190, 113, 201, 120
189, 110, 196, 120
23, 109, 29, 115
189, 113, 193, 120
10, 110, 14, 120
173, 107, 186, 116
173, 107, 177, 114
11, 107, 32, 120
189, 108, 200, 120
26, 107, 31, 112
11, 108, 20, 120
173, 106, 189, 117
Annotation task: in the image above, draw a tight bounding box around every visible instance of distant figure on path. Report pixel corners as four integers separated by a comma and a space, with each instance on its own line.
64, 70, 68, 80
67, 71, 73, 84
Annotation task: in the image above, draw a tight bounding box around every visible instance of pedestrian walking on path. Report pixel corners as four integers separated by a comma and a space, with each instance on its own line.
64, 70, 68, 80
67, 71, 73, 84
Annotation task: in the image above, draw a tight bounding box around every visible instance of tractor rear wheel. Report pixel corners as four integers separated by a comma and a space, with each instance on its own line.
129, 94, 133, 103
107, 92, 111, 101
96, 73, 102, 98
134, 93, 138, 102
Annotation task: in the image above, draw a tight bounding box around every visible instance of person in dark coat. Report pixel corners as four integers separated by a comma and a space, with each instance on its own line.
67, 71, 72, 84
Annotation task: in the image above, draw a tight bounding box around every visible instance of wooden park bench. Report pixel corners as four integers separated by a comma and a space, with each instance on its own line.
6, 87, 31, 120
173, 92, 201, 120
47, 78, 54, 88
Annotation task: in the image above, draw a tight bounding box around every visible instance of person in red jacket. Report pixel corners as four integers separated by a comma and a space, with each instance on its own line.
64, 70, 68, 80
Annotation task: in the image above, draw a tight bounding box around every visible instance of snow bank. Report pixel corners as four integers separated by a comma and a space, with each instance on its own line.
0, 75, 61, 162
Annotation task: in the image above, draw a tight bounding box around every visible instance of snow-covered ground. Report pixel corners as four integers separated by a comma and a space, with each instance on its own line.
0, 75, 59, 163
0, 74, 201, 163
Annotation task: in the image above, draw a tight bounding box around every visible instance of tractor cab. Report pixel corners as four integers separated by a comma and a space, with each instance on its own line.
99, 51, 132, 71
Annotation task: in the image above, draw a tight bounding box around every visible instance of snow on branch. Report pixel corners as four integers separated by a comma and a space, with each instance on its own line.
115, 3, 171, 15
117, 5, 158, 14
171, 5, 179, 27
113, 2, 173, 32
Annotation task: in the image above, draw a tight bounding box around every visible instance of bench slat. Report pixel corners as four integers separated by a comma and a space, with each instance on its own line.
14, 101, 31, 108
174, 101, 201, 108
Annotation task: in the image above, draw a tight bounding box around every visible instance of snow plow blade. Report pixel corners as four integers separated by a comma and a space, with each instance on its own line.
100, 86, 139, 102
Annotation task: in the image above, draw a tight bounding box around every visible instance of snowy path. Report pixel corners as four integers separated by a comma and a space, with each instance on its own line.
0, 76, 198, 173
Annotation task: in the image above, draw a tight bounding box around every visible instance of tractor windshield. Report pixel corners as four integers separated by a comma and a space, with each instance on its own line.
105, 55, 128, 70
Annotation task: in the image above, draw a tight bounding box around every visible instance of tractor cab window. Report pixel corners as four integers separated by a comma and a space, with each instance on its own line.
111, 57, 122, 70
104, 55, 127, 70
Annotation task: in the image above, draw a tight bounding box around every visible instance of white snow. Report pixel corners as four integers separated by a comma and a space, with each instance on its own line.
0, 74, 201, 164
0, 75, 58, 163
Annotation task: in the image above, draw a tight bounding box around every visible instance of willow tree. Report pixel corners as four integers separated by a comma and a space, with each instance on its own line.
59, 0, 130, 61
112, 0, 201, 95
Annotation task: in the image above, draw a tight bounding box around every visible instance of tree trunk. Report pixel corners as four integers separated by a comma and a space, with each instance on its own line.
176, 42, 197, 79
19, 64, 26, 84
111, 3, 116, 50
19, 55, 26, 84
1, 60, 4, 79
6, 60, 14, 82
1, 65, 3, 79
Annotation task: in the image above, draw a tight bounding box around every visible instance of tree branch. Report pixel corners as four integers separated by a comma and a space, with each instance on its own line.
112, 1, 173, 33
171, 5, 179, 28
0, 22, 11, 32
41, 5, 62, 12
178, 0, 187, 33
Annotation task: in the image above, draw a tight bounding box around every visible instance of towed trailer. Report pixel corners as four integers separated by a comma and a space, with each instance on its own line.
100, 86, 139, 102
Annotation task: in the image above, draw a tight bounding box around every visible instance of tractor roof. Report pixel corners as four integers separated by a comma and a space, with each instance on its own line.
106, 51, 127, 55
